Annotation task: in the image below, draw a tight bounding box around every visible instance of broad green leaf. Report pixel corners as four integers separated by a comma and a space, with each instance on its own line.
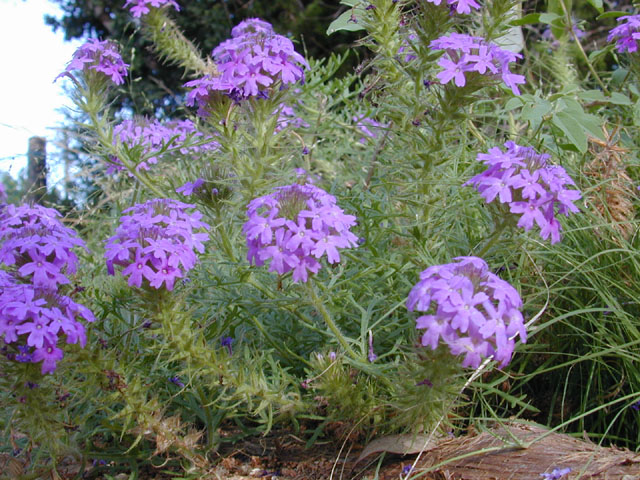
596, 11, 629, 20
577, 90, 607, 102
553, 111, 588, 153
539, 12, 562, 25
521, 99, 552, 123
577, 90, 632, 106
609, 92, 632, 105
510, 13, 541, 26
327, 9, 366, 35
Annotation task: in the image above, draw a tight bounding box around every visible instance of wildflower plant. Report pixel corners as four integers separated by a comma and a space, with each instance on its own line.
11, 0, 640, 473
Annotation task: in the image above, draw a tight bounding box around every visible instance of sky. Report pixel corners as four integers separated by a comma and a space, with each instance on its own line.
0, 0, 82, 184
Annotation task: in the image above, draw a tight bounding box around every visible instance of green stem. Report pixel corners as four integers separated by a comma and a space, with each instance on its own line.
475, 218, 511, 258
558, 0, 608, 94
245, 275, 327, 337
307, 282, 359, 359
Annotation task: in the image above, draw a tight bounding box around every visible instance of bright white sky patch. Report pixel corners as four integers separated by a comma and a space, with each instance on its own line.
0, 0, 82, 181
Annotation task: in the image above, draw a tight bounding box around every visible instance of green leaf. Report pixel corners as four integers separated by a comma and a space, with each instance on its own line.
539, 12, 562, 25
552, 104, 605, 153
521, 99, 552, 123
577, 89, 607, 102
633, 99, 640, 127
596, 11, 629, 20
586, 0, 603, 14
609, 92, 632, 105
327, 9, 366, 35
510, 13, 540, 26
577, 90, 631, 106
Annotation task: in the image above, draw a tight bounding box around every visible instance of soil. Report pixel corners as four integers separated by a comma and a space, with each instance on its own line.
4, 421, 640, 479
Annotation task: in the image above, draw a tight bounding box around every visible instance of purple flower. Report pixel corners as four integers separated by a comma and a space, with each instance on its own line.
108, 118, 219, 175
58, 39, 129, 85
430, 33, 525, 95
407, 256, 526, 368
221, 336, 234, 355
424, 0, 480, 14
367, 330, 378, 362
540, 467, 571, 479
176, 178, 205, 196
104, 199, 210, 291
274, 103, 309, 131
0, 204, 88, 290
185, 18, 308, 111
631, 400, 640, 411
0, 274, 95, 374
124, 0, 180, 18
464, 141, 581, 244
169, 375, 185, 388
243, 183, 358, 283
607, 14, 640, 53
353, 115, 386, 144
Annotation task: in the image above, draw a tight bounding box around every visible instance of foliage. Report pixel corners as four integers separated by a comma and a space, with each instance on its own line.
2, 0, 640, 477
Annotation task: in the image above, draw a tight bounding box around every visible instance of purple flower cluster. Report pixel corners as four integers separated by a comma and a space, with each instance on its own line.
124, 0, 180, 18
0, 204, 95, 374
430, 33, 525, 95
108, 118, 219, 174
425, 0, 480, 15
243, 183, 358, 283
185, 18, 308, 111
607, 14, 640, 53
407, 256, 526, 368
464, 141, 581, 244
58, 39, 129, 85
104, 199, 210, 291
0, 204, 86, 290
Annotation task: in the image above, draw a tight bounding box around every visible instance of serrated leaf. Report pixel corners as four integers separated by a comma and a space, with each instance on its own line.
327, 7, 366, 35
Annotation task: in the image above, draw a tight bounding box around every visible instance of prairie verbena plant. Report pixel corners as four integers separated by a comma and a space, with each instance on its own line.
1, 0, 640, 476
